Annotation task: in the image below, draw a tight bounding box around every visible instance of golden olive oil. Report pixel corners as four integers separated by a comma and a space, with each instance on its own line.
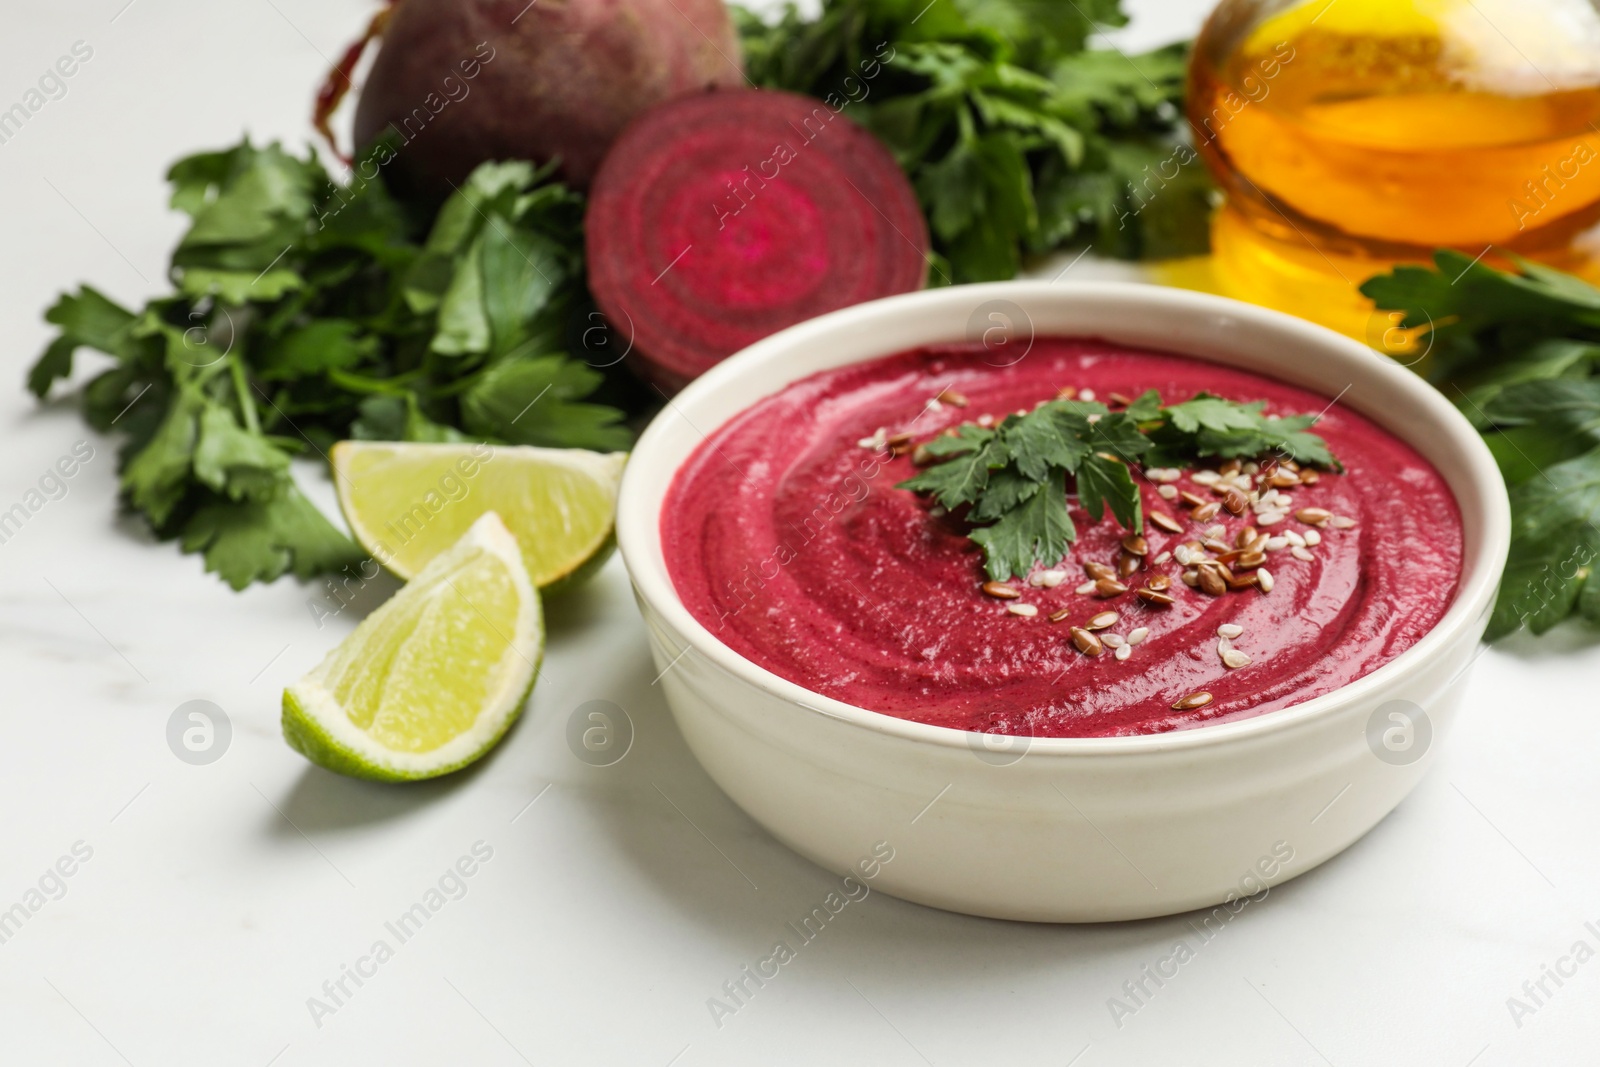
1187, 0, 1600, 340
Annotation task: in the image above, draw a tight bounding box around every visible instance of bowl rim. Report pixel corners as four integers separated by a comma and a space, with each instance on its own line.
616, 281, 1511, 755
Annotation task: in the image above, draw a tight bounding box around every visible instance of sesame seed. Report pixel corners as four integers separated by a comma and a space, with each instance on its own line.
1221, 647, 1252, 669
1008, 603, 1038, 617
1265, 537, 1288, 551
1284, 530, 1306, 547
1192, 470, 1221, 486
1128, 627, 1149, 645
1153, 551, 1172, 565
1217, 623, 1243, 639
1039, 569, 1068, 587
1330, 515, 1357, 529
1115, 643, 1133, 661
1075, 581, 1097, 595
1257, 511, 1286, 526
977, 414, 995, 428
1102, 633, 1126, 648
1158, 484, 1179, 500
1291, 546, 1315, 562
1257, 568, 1274, 593
1303, 529, 1322, 546
1079, 388, 1097, 401
1205, 525, 1227, 540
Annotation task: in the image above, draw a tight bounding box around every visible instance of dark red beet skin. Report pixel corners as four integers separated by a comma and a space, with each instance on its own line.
353, 0, 744, 196
585, 89, 931, 390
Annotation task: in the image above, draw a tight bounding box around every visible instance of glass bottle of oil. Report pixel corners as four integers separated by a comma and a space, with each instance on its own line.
1187, 0, 1600, 345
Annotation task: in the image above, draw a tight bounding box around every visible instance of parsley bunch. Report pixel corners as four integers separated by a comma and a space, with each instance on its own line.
735, 0, 1210, 283
1363, 251, 1600, 639
897, 390, 1335, 580
30, 140, 632, 588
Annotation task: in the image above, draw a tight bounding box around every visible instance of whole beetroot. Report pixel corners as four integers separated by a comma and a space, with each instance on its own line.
353, 0, 744, 196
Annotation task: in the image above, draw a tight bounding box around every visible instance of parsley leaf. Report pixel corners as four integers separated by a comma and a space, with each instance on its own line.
29, 139, 631, 589
738, 1, 1208, 283
1362, 253, 1600, 638
898, 392, 1336, 580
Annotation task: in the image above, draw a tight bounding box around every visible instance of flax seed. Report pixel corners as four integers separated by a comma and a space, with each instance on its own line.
1084, 561, 1115, 581
1150, 511, 1182, 534
1070, 627, 1104, 656
1197, 567, 1227, 596
1049, 608, 1073, 623
1180, 490, 1209, 508
1121, 534, 1150, 557
936, 387, 969, 407
1222, 487, 1249, 515
1299, 469, 1320, 485
1117, 552, 1142, 578
1108, 392, 1133, 408
1136, 588, 1176, 606
1146, 574, 1172, 591
1193, 501, 1222, 522
1153, 551, 1172, 565
1172, 691, 1213, 711
1075, 581, 1097, 595
1087, 611, 1119, 630
982, 581, 1021, 599
1094, 578, 1128, 597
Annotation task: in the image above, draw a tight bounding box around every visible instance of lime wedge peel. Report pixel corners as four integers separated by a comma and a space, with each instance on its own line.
330, 441, 628, 588
282, 511, 543, 782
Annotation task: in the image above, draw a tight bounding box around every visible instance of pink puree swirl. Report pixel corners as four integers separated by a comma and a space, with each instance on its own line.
661, 340, 1463, 737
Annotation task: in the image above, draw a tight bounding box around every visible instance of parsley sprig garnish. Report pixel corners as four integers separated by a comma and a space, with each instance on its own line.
896, 390, 1337, 581
1363, 250, 1600, 638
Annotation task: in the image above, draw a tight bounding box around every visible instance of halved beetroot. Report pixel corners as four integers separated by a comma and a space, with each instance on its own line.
586, 89, 930, 390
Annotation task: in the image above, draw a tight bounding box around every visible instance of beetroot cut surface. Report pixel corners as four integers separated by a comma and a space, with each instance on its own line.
585, 89, 931, 390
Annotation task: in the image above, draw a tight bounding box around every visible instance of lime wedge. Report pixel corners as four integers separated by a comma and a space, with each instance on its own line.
330, 441, 627, 587
282, 512, 542, 782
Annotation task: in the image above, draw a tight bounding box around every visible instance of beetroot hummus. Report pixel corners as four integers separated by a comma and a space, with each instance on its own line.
661, 340, 1463, 737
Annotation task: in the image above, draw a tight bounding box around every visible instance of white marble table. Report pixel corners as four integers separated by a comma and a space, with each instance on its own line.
2, 1, 1597, 1063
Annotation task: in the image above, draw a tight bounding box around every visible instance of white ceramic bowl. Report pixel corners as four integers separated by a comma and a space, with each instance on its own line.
616, 282, 1510, 922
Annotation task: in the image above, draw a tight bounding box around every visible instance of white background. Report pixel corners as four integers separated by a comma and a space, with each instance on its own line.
3, 1, 1599, 1064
